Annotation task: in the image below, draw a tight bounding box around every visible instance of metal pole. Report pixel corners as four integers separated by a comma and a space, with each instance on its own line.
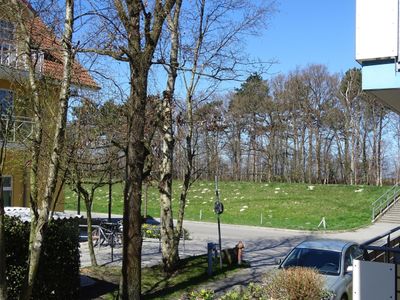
77, 190, 81, 215
215, 176, 222, 269
108, 169, 112, 222
217, 214, 222, 268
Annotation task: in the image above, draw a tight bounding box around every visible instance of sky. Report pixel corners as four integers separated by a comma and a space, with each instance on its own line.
88, 0, 360, 97
248, 0, 358, 78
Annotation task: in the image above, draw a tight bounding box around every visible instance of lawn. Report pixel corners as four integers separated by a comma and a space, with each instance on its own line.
65, 181, 390, 231
81, 254, 247, 299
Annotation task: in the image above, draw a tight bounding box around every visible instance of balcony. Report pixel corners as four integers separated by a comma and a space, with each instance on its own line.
0, 114, 34, 144
0, 43, 43, 73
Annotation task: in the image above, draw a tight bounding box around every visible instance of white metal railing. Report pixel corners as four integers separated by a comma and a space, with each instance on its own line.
0, 114, 34, 144
0, 43, 43, 73
371, 184, 400, 222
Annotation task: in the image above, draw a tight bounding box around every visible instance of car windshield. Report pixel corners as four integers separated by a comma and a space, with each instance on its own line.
281, 247, 341, 276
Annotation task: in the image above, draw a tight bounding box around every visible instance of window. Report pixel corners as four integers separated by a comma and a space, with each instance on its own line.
0, 90, 13, 115
0, 20, 16, 67
0, 20, 14, 41
2, 176, 12, 207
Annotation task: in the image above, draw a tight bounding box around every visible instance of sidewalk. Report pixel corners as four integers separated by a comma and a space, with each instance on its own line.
74, 210, 400, 297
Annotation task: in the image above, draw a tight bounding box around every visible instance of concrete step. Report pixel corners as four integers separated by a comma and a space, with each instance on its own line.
377, 200, 400, 223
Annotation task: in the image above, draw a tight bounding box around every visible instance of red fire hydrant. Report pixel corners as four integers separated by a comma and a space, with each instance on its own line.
236, 241, 245, 265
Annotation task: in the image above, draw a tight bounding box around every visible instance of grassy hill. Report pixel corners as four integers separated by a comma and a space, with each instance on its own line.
64, 181, 390, 230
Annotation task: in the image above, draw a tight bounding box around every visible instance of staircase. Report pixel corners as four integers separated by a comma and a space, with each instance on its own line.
378, 199, 400, 223
372, 184, 400, 223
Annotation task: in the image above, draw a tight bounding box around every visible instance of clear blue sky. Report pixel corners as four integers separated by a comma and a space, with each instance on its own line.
249, 0, 358, 77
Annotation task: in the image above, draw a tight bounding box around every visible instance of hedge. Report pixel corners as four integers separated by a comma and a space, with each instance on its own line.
5, 216, 80, 299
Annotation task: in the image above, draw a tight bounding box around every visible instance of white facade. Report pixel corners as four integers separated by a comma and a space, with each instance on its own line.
356, 0, 399, 62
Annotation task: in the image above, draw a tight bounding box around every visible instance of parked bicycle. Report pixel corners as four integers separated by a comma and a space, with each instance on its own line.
91, 221, 122, 247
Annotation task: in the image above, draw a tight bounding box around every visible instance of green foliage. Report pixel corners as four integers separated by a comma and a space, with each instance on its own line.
180, 289, 215, 300
141, 223, 191, 240
4, 216, 80, 299
219, 283, 266, 300
142, 223, 160, 239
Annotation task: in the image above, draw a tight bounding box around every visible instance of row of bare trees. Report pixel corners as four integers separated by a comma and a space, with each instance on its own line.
176, 66, 393, 186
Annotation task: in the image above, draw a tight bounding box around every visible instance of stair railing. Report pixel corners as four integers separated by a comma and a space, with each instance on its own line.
371, 184, 400, 222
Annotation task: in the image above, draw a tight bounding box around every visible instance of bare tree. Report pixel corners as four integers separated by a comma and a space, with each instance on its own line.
7, 1, 76, 298
158, 0, 182, 272
78, 1, 178, 297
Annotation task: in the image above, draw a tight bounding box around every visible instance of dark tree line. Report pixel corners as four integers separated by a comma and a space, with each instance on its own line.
172, 66, 394, 186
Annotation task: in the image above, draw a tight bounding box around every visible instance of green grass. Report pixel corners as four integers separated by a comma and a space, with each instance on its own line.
81, 254, 247, 299
65, 181, 390, 231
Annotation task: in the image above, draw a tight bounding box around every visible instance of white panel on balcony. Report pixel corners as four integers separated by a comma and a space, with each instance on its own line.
353, 259, 395, 300
356, 0, 398, 62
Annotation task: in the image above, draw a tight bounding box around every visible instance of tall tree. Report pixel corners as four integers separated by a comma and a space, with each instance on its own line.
230, 74, 270, 181
6, 1, 76, 298
81, 1, 178, 298
159, 0, 182, 272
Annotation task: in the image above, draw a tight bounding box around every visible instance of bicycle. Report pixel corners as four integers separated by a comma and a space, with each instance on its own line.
91, 221, 122, 247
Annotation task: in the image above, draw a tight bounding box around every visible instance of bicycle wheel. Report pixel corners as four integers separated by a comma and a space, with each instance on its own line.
91, 227, 100, 247
114, 232, 122, 247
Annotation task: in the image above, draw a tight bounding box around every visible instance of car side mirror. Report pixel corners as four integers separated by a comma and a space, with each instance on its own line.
346, 265, 353, 273
275, 258, 282, 265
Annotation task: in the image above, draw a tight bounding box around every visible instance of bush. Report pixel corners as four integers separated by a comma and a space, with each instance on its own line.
263, 267, 327, 300
219, 283, 265, 300
142, 223, 161, 239
142, 223, 191, 240
180, 289, 214, 300
5, 216, 80, 299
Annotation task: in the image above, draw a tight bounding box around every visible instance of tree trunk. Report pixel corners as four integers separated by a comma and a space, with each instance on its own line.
307, 128, 313, 184
81, 187, 97, 267
158, 0, 182, 272
315, 130, 321, 183
20, 2, 74, 298
121, 67, 148, 300
0, 194, 6, 300
159, 91, 177, 271
376, 107, 384, 186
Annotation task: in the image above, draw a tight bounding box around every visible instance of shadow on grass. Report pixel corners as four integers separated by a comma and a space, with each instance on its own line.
142, 255, 248, 299
79, 276, 118, 299
79, 254, 247, 299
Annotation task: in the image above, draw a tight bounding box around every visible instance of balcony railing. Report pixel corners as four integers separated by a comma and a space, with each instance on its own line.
0, 43, 43, 73
0, 114, 34, 144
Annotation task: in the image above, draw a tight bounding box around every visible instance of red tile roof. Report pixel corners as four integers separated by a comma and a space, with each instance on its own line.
28, 16, 98, 89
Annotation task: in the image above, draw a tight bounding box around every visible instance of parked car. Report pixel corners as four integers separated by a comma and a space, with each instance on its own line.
279, 239, 362, 300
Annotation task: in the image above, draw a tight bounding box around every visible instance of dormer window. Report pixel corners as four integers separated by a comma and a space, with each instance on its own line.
0, 20, 16, 68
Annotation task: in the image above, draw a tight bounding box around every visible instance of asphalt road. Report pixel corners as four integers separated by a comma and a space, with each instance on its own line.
77, 211, 399, 295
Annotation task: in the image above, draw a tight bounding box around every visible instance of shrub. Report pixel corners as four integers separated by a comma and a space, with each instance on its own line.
5, 216, 80, 299
141, 223, 191, 240
219, 283, 266, 300
180, 288, 214, 300
263, 267, 327, 300
142, 223, 161, 239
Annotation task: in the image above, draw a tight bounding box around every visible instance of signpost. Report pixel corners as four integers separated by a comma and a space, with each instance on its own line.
214, 176, 224, 268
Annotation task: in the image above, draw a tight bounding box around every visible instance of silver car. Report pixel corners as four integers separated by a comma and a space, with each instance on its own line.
279, 239, 362, 300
